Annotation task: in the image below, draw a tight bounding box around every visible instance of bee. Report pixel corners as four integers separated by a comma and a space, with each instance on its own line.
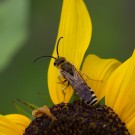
34, 37, 98, 105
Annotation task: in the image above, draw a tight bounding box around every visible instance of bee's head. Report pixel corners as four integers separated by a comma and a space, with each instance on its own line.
54, 57, 66, 68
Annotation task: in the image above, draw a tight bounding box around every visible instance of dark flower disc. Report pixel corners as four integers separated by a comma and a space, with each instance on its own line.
24, 101, 129, 135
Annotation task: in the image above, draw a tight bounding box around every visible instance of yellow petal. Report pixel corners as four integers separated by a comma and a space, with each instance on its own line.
0, 115, 21, 135
82, 54, 121, 101
5, 114, 30, 133
48, 0, 92, 104
105, 50, 135, 133
126, 116, 135, 135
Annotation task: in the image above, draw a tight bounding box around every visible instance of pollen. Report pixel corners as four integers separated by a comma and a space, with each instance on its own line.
24, 101, 129, 135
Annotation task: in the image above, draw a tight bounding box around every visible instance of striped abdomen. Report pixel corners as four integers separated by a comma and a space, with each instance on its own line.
73, 81, 98, 105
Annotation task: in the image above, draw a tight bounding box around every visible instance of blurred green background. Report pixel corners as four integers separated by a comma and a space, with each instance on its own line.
0, 0, 135, 114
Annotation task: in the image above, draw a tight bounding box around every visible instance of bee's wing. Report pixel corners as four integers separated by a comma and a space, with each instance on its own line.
61, 66, 93, 101
61, 65, 83, 86
61, 65, 98, 105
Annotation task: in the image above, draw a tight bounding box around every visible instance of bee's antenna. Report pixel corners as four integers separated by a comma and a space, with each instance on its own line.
34, 37, 63, 63
34, 56, 57, 63
56, 37, 63, 58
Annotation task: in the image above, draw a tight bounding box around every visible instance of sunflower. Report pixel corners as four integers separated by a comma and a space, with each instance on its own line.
47, 0, 135, 134
1, 0, 135, 134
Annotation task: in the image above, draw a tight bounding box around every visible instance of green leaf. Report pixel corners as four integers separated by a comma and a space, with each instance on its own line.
13, 101, 32, 119
17, 99, 38, 110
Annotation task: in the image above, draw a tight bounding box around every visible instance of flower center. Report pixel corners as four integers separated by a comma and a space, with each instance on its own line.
24, 101, 129, 135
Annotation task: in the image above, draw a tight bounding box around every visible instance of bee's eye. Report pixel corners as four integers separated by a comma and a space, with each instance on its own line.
54, 57, 66, 67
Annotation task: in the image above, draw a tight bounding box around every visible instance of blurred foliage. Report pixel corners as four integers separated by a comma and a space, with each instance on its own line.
0, 0, 29, 73
0, 0, 135, 114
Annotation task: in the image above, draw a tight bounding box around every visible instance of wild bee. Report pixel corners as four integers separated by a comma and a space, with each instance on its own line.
34, 37, 98, 105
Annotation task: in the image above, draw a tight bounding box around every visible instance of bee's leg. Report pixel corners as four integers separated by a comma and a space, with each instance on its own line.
78, 72, 88, 82
57, 75, 67, 84
57, 79, 67, 84
81, 72, 102, 82
57, 75, 69, 98
61, 81, 70, 96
